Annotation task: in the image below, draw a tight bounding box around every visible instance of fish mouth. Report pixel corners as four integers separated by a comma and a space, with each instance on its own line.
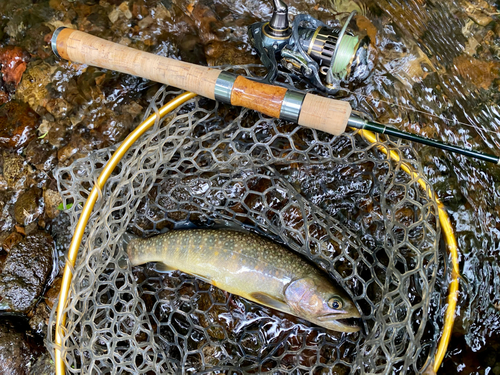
334, 317, 361, 330
318, 311, 361, 321
317, 312, 362, 332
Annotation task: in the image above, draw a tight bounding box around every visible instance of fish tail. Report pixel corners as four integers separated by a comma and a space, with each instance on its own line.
121, 232, 143, 266
123, 231, 169, 266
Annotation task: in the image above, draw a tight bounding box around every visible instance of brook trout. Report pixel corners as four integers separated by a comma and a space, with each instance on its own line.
127, 229, 361, 332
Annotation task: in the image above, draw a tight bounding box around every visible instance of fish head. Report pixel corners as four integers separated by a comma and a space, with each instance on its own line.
284, 275, 361, 332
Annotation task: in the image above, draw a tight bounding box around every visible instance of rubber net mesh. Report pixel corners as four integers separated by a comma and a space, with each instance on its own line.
47, 67, 442, 374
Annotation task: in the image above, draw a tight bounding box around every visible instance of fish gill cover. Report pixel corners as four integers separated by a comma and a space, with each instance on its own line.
46, 67, 442, 374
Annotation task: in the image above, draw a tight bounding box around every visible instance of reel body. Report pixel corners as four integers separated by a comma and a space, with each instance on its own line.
248, 1, 371, 93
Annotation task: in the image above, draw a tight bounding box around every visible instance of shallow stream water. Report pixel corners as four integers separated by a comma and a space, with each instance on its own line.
0, 0, 499, 373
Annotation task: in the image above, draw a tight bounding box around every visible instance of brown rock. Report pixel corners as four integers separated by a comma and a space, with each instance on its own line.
0, 46, 29, 87
454, 55, 500, 90
29, 302, 50, 335
0, 101, 40, 150
0, 91, 8, 105
205, 40, 260, 66
13, 187, 43, 226
2, 153, 27, 189
44, 276, 61, 310
43, 189, 62, 219
15, 62, 55, 113
44, 98, 71, 120
1, 232, 23, 252
57, 131, 104, 165
25, 139, 57, 171
464, 0, 495, 26
356, 15, 377, 43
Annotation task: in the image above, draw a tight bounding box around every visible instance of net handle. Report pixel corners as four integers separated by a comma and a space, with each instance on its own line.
53, 92, 197, 375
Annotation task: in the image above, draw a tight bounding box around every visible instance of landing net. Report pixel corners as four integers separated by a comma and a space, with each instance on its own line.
47, 67, 442, 374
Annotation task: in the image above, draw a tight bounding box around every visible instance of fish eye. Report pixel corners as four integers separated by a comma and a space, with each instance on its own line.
328, 297, 343, 310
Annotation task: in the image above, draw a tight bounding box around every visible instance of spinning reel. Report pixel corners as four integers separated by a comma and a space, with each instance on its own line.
248, 0, 372, 93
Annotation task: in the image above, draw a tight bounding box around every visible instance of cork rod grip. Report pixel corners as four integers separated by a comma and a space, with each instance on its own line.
53, 28, 351, 136
228, 77, 350, 134
53, 28, 221, 100
298, 94, 351, 136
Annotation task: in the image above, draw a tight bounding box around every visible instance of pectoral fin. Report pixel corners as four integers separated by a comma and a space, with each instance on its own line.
192, 272, 214, 285
153, 262, 177, 273
250, 292, 291, 314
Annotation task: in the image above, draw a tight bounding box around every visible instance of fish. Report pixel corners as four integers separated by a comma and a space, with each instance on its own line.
127, 229, 361, 332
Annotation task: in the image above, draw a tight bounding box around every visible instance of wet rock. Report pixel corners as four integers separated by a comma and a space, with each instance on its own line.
205, 41, 259, 66
453, 55, 500, 90
0, 46, 29, 100
13, 187, 43, 226
0, 190, 15, 233
0, 319, 34, 375
25, 139, 57, 172
0, 91, 9, 104
0, 231, 54, 313
109, 1, 133, 23
1, 232, 23, 252
44, 277, 61, 310
57, 131, 105, 165
79, 5, 112, 34
30, 351, 55, 375
15, 62, 55, 114
0, 101, 40, 150
356, 15, 378, 44
4, 5, 45, 41
45, 98, 71, 120
463, 0, 495, 26
2, 153, 28, 190
43, 189, 63, 220
28, 302, 50, 335
0, 0, 32, 17
0, 252, 6, 270
49, 212, 71, 266
45, 120, 71, 149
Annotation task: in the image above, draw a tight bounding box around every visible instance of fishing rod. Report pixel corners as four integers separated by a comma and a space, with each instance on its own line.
50, 1, 499, 165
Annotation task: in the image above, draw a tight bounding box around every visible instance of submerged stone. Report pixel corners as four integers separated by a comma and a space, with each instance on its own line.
0, 319, 33, 375
30, 351, 55, 375
13, 187, 43, 226
0, 47, 28, 86
0, 232, 54, 313
0, 101, 40, 150
2, 152, 28, 190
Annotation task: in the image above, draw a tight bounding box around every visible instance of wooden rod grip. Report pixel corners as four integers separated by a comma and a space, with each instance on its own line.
228, 77, 350, 135
230, 76, 288, 119
52, 28, 351, 136
53, 28, 221, 100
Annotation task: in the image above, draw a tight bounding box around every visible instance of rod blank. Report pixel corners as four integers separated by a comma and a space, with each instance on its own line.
348, 116, 500, 165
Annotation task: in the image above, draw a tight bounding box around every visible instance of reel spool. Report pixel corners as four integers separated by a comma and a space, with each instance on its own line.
248, 0, 371, 92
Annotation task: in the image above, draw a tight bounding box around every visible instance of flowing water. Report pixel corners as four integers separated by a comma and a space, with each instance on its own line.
342, 0, 500, 372
0, 0, 499, 373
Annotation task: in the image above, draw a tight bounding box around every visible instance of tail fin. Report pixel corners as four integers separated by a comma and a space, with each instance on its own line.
120, 231, 141, 267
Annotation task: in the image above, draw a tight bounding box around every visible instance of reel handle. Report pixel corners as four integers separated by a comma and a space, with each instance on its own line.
52, 28, 351, 135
